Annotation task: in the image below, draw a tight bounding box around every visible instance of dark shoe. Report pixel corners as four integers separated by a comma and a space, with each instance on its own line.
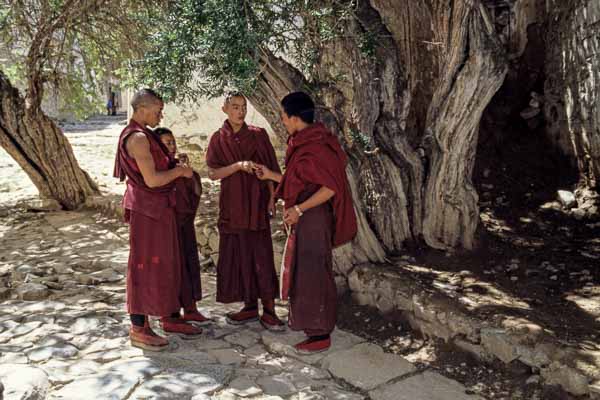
294, 336, 331, 354
260, 311, 286, 332
182, 310, 212, 326
160, 317, 203, 339
129, 325, 168, 351
226, 307, 259, 325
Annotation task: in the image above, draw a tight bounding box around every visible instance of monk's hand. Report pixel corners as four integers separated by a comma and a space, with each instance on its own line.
283, 206, 300, 226
268, 195, 276, 218
179, 153, 190, 166
254, 164, 271, 181
178, 165, 194, 178
238, 161, 254, 173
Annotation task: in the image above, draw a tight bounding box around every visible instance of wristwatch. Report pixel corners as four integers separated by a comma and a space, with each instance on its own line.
294, 205, 303, 217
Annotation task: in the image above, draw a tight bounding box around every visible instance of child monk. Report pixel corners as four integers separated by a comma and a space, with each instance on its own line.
156, 127, 210, 325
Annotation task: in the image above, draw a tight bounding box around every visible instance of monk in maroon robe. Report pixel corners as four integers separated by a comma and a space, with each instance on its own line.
255, 91, 357, 354
113, 89, 202, 351
206, 92, 285, 331
156, 128, 210, 325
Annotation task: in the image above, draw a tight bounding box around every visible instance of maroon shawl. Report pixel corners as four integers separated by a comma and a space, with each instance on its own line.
206, 121, 280, 231
112, 120, 183, 316
113, 120, 175, 221
276, 122, 357, 247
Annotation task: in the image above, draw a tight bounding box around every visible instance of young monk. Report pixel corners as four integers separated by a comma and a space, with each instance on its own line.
206, 92, 285, 331
156, 127, 210, 325
113, 89, 202, 351
255, 91, 358, 353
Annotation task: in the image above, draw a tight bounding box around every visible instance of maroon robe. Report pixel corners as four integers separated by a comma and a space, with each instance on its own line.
174, 170, 203, 308
275, 122, 357, 335
206, 121, 281, 304
113, 120, 183, 316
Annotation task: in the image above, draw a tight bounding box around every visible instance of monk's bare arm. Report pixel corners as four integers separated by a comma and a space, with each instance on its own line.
297, 186, 335, 212
283, 185, 335, 225
208, 160, 257, 180
207, 163, 241, 180
127, 132, 190, 188
254, 165, 282, 183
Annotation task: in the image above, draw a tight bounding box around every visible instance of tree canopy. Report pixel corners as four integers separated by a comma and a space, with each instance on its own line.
0, 0, 159, 117
131, 0, 370, 102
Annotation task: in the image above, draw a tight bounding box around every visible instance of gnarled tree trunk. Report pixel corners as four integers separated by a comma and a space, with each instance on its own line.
249, 1, 507, 270
544, 0, 600, 189
0, 71, 98, 209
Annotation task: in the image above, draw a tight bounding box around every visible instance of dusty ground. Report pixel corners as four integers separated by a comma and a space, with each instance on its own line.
144, 116, 600, 399
1, 113, 598, 399
338, 119, 600, 400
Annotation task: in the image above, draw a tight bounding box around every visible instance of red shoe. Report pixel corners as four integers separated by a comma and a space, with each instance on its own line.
182, 310, 212, 326
129, 324, 168, 351
294, 336, 331, 354
160, 317, 203, 339
260, 311, 286, 332
226, 307, 259, 325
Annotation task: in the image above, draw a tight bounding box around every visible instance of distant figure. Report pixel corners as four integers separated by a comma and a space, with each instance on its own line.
155, 127, 210, 326
111, 92, 117, 115
106, 98, 113, 116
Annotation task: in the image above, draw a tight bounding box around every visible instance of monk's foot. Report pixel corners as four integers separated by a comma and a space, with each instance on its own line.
130, 325, 169, 351
160, 317, 203, 339
182, 310, 212, 326
260, 310, 286, 332
226, 306, 259, 325
294, 335, 331, 354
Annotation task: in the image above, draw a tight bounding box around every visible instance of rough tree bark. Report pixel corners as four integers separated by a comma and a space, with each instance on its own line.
544, 0, 600, 189
0, 71, 98, 210
248, 0, 507, 268
0, 0, 140, 209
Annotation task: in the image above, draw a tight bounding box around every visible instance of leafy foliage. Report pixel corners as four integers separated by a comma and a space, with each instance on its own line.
131, 0, 359, 103
0, 0, 159, 118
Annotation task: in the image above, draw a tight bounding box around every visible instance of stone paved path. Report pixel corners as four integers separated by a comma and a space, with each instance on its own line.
0, 207, 485, 400
0, 115, 485, 399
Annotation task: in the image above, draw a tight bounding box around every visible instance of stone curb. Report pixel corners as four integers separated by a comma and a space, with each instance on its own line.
346, 263, 600, 398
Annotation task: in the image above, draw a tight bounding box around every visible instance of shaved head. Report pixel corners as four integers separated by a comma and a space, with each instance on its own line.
131, 89, 163, 111
224, 91, 246, 105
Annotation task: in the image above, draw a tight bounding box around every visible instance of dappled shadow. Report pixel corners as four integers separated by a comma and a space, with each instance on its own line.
387, 105, 600, 345
399, 244, 600, 345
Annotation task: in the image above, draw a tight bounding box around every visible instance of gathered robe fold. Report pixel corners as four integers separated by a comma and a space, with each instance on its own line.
275, 123, 357, 247
275, 123, 357, 335
174, 171, 203, 308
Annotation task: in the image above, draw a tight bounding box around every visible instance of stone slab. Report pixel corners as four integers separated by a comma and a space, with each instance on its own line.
208, 348, 246, 366
322, 343, 416, 390
129, 370, 223, 399
262, 328, 365, 364
50, 371, 140, 399
369, 371, 485, 400
0, 364, 49, 400
227, 376, 263, 397
256, 374, 297, 397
